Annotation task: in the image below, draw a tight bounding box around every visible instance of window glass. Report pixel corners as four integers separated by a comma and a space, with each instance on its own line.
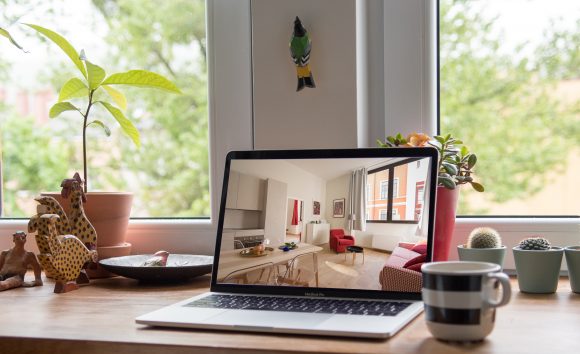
0, 0, 209, 217
440, 0, 579, 216
367, 158, 429, 223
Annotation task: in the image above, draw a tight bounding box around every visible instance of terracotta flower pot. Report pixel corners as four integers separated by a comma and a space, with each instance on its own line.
433, 186, 459, 261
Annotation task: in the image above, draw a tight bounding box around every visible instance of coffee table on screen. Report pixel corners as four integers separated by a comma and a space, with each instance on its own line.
345, 246, 365, 264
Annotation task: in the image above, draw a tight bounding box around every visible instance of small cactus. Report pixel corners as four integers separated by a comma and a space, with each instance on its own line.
467, 227, 501, 248
518, 237, 551, 250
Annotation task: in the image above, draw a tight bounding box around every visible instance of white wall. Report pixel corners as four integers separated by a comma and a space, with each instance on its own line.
231, 160, 326, 224
252, 0, 359, 149
325, 173, 350, 230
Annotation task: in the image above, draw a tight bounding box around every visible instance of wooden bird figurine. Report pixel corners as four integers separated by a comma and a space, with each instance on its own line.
60, 173, 97, 251
290, 16, 315, 91
34, 196, 72, 235
28, 196, 73, 275
34, 214, 97, 293
141, 251, 170, 267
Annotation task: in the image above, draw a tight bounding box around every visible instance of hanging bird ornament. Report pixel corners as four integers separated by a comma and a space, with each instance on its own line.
290, 17, 315, 91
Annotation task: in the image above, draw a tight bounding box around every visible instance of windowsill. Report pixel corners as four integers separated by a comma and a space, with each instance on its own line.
0, 218, 219, 256
1, 217, 577, 269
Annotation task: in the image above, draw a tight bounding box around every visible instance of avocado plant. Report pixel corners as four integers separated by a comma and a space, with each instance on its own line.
26, 24, 181, 192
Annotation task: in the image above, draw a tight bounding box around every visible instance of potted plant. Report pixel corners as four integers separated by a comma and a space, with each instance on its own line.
565, 246, 580, 293
378, 133, 484, 261
457, 227, 506, 269
513, 237, 563, 293
25, 24, 180, 262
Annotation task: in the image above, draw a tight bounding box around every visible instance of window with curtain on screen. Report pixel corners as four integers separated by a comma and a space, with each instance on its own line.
439, 0, 579, 216
0, 0, 209, 218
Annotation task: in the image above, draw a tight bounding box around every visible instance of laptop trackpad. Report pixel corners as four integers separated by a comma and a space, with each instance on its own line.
206, 310, 333, 329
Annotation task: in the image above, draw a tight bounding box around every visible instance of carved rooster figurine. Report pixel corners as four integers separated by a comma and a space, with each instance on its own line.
34, 214, 97, 293
61, 173, 97, 251
28, 196, 72, 267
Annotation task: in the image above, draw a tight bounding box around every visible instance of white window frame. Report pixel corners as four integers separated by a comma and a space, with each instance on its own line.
2, 1, 577, 269
379, 180, 388, 200
379, 209, 388, 221
392, 178, 399, 198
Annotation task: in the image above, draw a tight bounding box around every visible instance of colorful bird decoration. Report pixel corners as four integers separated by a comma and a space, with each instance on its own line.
290, 16, 315, 91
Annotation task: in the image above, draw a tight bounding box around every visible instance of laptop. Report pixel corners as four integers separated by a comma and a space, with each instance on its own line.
136, 148, 438, 338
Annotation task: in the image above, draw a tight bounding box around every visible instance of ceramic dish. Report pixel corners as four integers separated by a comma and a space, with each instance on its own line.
99, 254, 213, 282
239, 247, 274, 257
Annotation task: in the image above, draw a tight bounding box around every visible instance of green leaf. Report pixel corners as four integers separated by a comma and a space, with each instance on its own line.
85, 60, 106, 90
58, 78, 88, 102
24, 24, 87, 78
387, 136, 396, 144
460, 145, 469, 157
87, 120, 111, 136
442, 162, 458, 176
467, 154, 477, 169
49, 102, 79, 118
0, 27, 27, 52
102, 85, 127, 111
101, 70, 181, 93
470, 182, 485, 192
97, 101, 140, 147
439, 176, 456, 189
434, 135, 445, 144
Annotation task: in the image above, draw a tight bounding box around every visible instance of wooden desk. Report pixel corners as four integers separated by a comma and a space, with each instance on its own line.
0, 275, 578, 354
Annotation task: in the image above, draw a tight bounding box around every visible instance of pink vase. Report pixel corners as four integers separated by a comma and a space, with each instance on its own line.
433, 186, 459, 261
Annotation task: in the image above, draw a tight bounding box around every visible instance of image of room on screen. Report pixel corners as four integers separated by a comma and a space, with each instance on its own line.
217, 157, 431, 292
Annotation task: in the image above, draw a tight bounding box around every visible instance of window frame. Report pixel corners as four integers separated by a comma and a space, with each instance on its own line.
1, 0, 577, 261
379, 180, 389, 200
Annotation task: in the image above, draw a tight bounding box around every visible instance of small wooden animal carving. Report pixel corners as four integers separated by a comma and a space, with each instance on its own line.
34, 196, 72, 235
34, 214, 97, 293
29, 196, 73, 278
60, 173, 97, 251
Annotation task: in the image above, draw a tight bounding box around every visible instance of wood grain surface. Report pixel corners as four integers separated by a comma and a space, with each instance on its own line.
0, 273, 578, 354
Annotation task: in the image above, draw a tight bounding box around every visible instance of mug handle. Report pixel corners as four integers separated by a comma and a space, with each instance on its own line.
484, 272, 511, 307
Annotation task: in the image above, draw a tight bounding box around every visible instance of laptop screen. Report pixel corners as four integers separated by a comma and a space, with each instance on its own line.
212, 148, 437, 298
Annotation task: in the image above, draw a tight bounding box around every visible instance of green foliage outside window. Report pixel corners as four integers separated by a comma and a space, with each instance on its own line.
1, 0, 209, 217
440, 0, 579, 214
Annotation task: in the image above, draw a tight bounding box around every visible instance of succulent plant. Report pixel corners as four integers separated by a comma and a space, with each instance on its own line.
467, 227, 502, 248
377, 133, 484, 192
518, 237, 551, 250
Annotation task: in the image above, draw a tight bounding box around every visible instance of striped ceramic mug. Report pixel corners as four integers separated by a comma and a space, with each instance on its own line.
421, 261, 511, 341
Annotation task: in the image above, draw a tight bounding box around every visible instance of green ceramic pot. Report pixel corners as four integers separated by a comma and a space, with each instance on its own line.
457, 245, 507, 270
513, 246, 563, 294
565, 246, 580, 293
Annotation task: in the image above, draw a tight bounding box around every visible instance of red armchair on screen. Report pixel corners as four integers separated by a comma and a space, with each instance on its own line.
329, 229, 355, 253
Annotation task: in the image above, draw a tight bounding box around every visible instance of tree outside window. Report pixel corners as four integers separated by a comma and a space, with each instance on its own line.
440, 0, 579, 216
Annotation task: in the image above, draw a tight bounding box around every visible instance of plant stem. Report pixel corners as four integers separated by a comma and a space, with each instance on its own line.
82, 90, 95, 193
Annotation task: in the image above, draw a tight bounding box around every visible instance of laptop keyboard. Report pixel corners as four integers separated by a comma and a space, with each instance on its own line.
185, 294, 411, 316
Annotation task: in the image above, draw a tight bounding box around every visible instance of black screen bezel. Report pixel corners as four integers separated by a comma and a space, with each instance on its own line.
210, 148, 438, 301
